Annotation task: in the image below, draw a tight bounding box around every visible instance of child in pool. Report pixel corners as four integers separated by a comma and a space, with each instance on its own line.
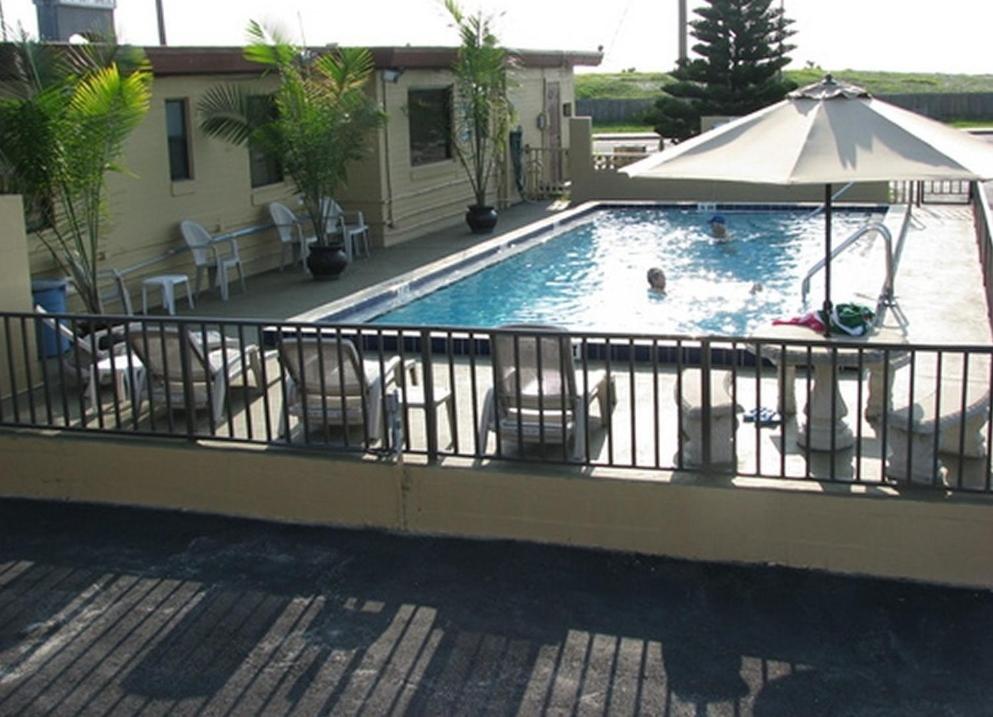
647, 267, 666, 292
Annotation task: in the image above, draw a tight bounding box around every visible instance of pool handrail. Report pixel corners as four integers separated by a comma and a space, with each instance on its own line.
799, 220, 894, 312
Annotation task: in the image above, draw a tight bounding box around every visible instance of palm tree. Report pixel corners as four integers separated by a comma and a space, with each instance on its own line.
0, 37, 152, 314
198, 22, 384, 264
445, 0, 515, 233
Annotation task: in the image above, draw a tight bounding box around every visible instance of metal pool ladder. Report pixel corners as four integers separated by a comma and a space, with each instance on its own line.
800, 221, 895, 310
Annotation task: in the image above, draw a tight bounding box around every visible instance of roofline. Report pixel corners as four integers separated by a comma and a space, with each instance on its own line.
142, 45, 602, 76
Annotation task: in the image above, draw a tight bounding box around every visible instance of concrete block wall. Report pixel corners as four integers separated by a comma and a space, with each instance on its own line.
0, 197, 36, 399
0, 432, 990, 589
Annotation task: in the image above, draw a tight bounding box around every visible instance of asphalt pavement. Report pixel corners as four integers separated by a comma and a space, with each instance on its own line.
0, 499, 990, 716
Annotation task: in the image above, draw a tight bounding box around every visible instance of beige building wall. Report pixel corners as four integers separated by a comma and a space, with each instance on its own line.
1, 431, 991, 589
569, 118, 891, 204
26, 74, 300, 311
371, 65, 575, 248
13, 61, 577, 304
0, 197, 36, 398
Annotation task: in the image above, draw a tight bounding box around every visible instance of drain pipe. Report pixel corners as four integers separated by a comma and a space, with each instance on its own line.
381, 73, 396, 229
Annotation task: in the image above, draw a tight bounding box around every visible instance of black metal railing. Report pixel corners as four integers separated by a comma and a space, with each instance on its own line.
973, 180, 993, 324
891, 179, 972, 205
3, 311, 993, 495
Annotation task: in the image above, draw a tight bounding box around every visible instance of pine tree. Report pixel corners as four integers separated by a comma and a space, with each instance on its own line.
653, 0, 795, 141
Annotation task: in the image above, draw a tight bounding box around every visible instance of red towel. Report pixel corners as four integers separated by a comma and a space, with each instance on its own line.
772, 311, 826, 333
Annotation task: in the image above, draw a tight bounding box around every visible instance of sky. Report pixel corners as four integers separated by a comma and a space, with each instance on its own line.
1, 0, 991, 75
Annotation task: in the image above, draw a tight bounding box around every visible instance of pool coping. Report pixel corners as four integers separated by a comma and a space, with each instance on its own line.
291, 200, 892, 328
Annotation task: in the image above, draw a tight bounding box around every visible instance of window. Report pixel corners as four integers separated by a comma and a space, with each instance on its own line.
408, 88, 452, 166
247, 95, 284, 188
165, 99, 192, 181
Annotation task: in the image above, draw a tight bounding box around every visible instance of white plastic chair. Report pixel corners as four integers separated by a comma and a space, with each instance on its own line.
320, 198, 370, 260
478, 324, 616, 461
97, 268, 135, 315
180, 220, 246, 301
268, 201, 316, 271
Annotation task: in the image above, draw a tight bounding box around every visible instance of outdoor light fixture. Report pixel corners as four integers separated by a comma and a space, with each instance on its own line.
382, 68, 405, 83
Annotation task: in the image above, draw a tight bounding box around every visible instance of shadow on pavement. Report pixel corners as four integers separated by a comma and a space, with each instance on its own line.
0, 499, 990, 716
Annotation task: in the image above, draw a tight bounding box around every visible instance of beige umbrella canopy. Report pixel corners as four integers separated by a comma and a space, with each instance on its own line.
622, 75, 993, 330
623, 76, 993, 184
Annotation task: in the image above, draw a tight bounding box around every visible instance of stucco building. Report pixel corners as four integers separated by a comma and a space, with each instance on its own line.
11, 44, 601, 300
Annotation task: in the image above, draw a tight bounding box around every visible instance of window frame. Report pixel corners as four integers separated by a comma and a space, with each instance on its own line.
164, 98, 193, 182
408, 87, 453, 168
247, 94, 284, 189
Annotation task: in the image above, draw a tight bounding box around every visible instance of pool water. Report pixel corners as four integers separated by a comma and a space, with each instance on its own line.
371, 207, 881, 335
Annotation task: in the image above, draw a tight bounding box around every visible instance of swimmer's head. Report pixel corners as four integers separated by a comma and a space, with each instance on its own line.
709, 214, 728, 239
647, 267, 666, 291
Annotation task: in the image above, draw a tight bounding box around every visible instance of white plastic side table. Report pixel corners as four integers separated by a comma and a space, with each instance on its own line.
142, 274, 195, 316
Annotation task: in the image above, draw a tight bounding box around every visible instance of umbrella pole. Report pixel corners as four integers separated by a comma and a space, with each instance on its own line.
823, 183, 833, 337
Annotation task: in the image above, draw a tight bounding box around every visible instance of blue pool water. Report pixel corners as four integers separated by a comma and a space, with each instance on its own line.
370, 207, 880, 335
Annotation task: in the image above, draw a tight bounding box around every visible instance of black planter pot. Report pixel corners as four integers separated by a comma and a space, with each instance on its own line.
306, 244, 349, 280
465, 204, 499, 234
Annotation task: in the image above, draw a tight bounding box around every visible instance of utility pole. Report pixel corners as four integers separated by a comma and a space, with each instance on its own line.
0, 0, 6, 41
678, 0, 687, 62
155, 0, 167, 45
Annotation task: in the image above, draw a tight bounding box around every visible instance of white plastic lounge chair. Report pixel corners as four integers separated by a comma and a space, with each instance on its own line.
478, 324, 616, 461
129, 325, 262, 426
277, 332, 412, 443
320, 198, 370, 261
180, 220, 246, 301
34, 305, 143, 409
268, 201, 317, 271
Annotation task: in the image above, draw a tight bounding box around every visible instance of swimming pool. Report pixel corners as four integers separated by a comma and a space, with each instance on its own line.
366, 206, 883, 335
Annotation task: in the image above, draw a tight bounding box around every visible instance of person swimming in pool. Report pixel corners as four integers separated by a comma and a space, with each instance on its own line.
709, 213, 730, 241
647, 267, 667, 293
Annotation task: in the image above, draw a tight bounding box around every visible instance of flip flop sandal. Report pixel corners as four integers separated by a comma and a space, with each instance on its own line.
744, 407, 781, 426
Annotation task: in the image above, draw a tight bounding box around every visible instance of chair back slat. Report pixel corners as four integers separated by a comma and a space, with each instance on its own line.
268, 202, 297, 245
130, 326, 209, 384
491, 325, 577, 413
180, 220, 213, 267
279, 333, 366, 397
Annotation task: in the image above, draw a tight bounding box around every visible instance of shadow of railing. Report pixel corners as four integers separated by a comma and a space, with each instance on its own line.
1, 502, 991, 716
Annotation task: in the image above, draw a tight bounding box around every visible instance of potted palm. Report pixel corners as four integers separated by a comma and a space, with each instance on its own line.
0, 37, 152, 313
199, 22, 385, 279
445, 0, 515, 234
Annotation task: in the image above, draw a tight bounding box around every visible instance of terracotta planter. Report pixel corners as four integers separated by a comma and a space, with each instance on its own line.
306, 245, 349, 280
465, 205, 499, 234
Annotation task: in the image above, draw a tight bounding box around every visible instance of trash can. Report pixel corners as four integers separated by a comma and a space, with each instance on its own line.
31, 278, 69, 357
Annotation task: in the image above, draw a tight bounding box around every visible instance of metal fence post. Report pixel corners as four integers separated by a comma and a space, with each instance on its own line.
700, 338, 712, 471
420, 329, 438, 463
177, 321, 197, 440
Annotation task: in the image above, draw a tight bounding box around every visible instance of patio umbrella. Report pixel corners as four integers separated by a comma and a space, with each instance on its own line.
621, 75, 993, 333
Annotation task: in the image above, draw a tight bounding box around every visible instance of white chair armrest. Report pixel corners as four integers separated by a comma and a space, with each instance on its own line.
344, 211, 367, 229
212, 235, 240, 260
